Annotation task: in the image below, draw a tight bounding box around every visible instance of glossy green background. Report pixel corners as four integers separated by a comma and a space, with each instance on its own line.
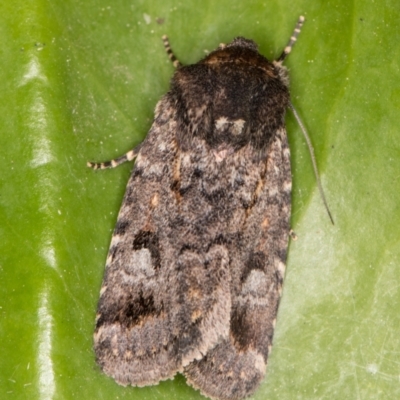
1, 0, 400, 399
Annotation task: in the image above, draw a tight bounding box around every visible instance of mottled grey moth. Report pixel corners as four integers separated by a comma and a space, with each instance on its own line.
89, 16, 318, 400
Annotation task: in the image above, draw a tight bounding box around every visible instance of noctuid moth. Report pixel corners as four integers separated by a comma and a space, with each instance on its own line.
89, 16, 326, 400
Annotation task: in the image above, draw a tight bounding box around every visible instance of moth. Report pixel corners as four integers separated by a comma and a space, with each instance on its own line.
90, 16, 320, 400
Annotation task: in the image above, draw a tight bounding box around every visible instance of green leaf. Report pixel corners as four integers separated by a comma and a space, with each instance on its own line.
1, 0, 400, 399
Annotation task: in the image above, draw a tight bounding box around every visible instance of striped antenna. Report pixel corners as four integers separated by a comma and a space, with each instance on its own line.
162, 35, 182, 68
277, 16, 305, 62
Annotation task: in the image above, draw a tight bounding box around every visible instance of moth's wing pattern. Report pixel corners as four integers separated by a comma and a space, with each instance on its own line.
93, 97, 180, 385
184, 128, 292, 400
94, 96, 232, 386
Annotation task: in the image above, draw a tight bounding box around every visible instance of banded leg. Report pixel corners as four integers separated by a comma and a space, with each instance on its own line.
162, 35, 182, 68
88, 35, 180, 171
87, 143, 142, 170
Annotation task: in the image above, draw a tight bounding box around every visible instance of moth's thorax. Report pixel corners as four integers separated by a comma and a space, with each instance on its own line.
171, 38, 290, 154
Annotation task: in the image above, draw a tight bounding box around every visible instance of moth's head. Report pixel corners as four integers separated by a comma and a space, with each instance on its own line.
201, 36, 276, 74
223, 37, 258, 52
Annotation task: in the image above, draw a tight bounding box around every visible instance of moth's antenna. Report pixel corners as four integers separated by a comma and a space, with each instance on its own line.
162, 35, 182, 68
289, 103, 334, 225
277, 16, 305, 63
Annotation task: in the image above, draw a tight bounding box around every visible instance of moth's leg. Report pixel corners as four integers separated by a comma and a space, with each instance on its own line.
162, 35, 182, 68
87, 143, 142, 170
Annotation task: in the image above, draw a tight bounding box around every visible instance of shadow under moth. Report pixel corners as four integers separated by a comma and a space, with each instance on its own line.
89, 16, 327, 400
